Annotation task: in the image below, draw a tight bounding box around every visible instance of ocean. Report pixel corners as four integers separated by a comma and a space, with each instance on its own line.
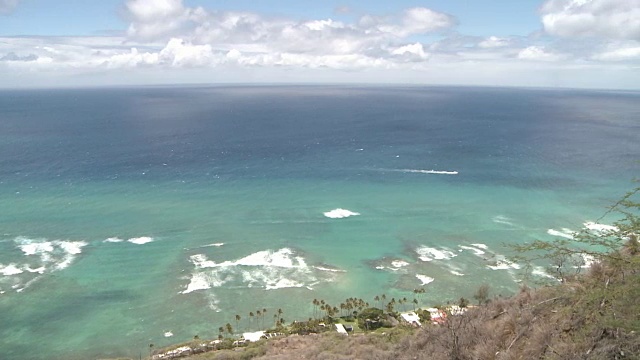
0, 85, 638, 359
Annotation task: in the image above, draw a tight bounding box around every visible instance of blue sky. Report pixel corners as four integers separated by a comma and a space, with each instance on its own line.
0, 0, 639, 88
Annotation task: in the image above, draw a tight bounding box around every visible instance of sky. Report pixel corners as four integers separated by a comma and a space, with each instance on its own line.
0, 0, 639, 89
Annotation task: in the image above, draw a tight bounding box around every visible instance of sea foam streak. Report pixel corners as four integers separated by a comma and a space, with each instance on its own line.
547, 228, 575, 239
323, 209, 360, 219
400, 169, 459, 175
181, 248, 340, 294
492, 215, 515, 226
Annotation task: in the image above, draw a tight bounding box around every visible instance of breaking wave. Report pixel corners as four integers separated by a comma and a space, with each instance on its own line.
0, 237, 88, 294
323, 208, 360, 219
415, 246, 457, 262
180, 248, 341, 295
458, 245, 486, 256
583, 222, 618, 234
416, 274, 435, 285
486, 255, 521, 271
127, 237, 154, 245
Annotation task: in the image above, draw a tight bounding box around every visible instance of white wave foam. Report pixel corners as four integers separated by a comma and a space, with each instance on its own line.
323, 208, 360, 219
532, 266, 557, 280
487, 256, 521, 270
416, 274, 435, 285
579, 253, 596, 268
416, 246, 457, 262
207, 293, 222, 312
391, 260, 410, 268
233, 248, 307, 268
164, 331, 174, 337
18, 239, 54, 256
459, 245, 485, 256
24, 265, 46, 274
181, 248, 339, 294
547, 228, 575, 239
313, 266, 346, 273
104, 237, 124, 243
471, 243, 488, 250
57, 241, 87, 255
265, 278, 305, 290
450, 270, 465, 276
189, 254, 218, 269
201, 243, 224, 248
400, 169, 458, 175
492, 215, 514, 226
180, 272, 213, 294
0, 264, 23, 276
127, 236, 154, 245
3, 237, 88, 293
584, 222, 618, 234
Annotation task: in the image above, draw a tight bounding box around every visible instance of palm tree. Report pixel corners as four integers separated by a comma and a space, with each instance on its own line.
256, 310, 262, 329
262, 308, 267, 329
312, 299, 319, 318
235, 314, 241, 332
225, 323, 233, 335
374, 295, 380, 309
249, 312, 254, 330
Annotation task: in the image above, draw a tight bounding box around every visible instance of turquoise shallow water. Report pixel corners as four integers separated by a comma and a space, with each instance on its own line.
0, 86, 638, 359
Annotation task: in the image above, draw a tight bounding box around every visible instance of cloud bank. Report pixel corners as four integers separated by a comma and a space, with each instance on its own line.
0, 0, 639, 88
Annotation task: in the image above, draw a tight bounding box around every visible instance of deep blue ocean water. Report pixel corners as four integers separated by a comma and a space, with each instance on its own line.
0, 85, 638, 359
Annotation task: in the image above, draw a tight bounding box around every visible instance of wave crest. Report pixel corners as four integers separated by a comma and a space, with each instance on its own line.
324, 209, 360, 219
181, 248, 340, 295
1, 237, 88, 294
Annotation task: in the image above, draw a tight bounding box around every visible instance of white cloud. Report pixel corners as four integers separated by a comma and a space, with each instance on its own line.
369, 7, 456, 37
0, 0, 19, 14
103, 47, 159, 68
593, 45, 640, 61
391, 43, 429, 62
478, 36, 510, 48
126, 0, 207, 40
541, 0, 640, 40
159, 38, 215, 67
517, 46, 565, 61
